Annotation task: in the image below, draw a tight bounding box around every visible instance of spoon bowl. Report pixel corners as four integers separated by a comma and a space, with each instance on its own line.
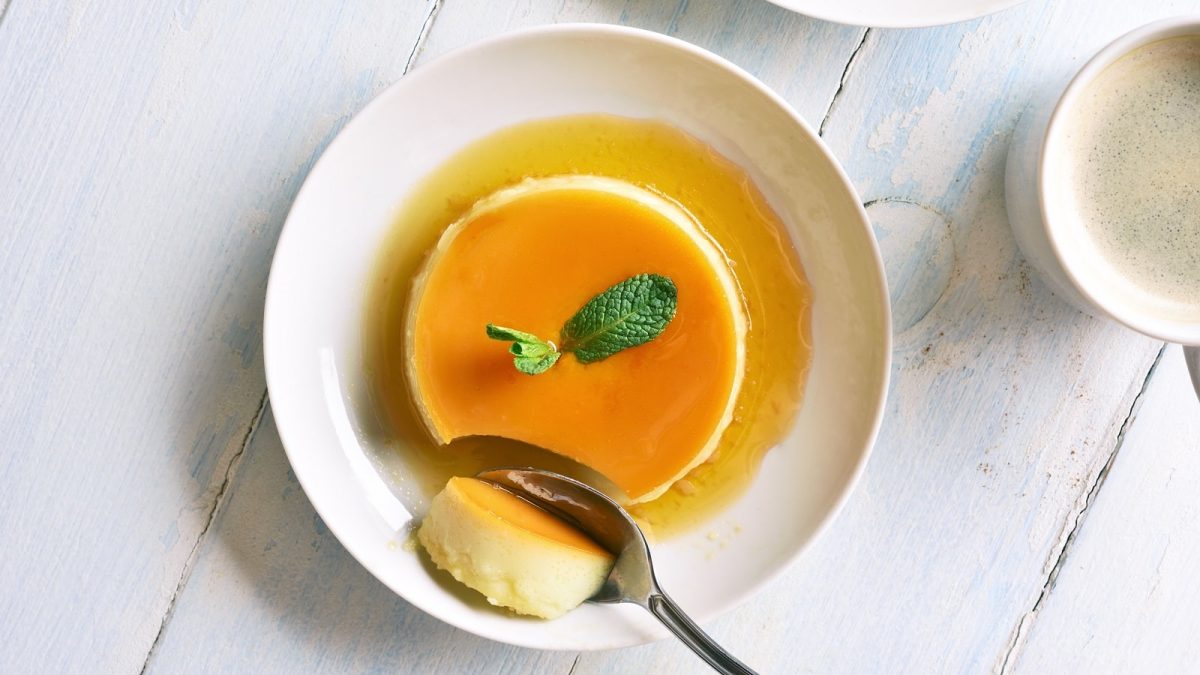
477, 467, 757, 675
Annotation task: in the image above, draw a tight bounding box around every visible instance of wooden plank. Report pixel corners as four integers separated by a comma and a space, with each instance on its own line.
11, 0, 1192, 672
154, 1, 1183, 673
0, 1, 431, 672
147, 2, 869, 673
145, 412, 578, 674
569, 1, 1180, 672
1010, 346, 1200, 673
414, 0, 868, 129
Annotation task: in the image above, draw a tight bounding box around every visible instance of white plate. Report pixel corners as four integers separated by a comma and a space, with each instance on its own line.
264, 24, 890, 650
768, 0, 1028, 28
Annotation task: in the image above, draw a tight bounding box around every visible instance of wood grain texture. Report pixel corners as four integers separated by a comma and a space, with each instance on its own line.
6, 0, 1200, 672
144, 3, 869, 672
145, 412, 577, 674
0, 1, 431, 671
1011, 346, 1200, 674
571, 1, 1183, 672
414, 0, 868, 128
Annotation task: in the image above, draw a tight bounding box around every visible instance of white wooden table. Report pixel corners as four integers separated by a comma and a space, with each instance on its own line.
4, 1, 1199, 672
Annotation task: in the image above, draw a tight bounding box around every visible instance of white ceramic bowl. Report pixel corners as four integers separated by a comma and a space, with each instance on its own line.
264, 24, 890, 650
765, 0, 1028, 28
1006, 16, 1200, 346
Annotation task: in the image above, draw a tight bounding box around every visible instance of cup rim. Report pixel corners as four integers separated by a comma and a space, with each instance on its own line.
1037, 15, 1200, 346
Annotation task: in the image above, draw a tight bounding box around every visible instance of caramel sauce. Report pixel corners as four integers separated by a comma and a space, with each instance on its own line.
364, 115, 811, 538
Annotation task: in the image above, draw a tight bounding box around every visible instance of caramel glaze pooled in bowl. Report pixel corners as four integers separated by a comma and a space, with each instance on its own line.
365, 115, 811, 538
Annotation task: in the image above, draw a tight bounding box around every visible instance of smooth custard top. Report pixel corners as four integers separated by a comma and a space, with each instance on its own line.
406, 176, 745, 503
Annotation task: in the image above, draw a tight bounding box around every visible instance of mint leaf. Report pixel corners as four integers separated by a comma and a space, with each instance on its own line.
514, 351, 560, 375
486, 323, 560, 376
560, 274, 677, 364
484, 274, 676, 374
486, 324, 544, 345
510, 341, 554, 358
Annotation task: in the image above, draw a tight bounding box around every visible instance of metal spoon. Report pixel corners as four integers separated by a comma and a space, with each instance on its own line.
1186, 347, 1200, 401
476, 467, 757, 675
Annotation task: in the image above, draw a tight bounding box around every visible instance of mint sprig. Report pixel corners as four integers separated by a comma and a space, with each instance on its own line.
486, 273, 677, 375
484, 324, 562, 375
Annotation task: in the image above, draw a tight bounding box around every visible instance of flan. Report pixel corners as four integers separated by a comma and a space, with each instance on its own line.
417, 476, 614, 619
406, 176, 747, 502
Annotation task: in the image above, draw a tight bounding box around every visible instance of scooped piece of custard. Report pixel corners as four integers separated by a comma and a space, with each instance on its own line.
406, 175, 747, 503
418, 476, 614, 619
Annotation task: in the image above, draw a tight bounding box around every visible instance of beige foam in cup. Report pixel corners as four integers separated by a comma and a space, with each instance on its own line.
1007, 16, 1200, 349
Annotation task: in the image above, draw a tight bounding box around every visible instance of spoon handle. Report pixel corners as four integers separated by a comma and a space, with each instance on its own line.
647, 591, 758, 675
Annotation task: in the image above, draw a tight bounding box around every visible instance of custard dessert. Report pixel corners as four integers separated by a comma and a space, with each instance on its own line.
406, 176, 746, 503
366, 114, 811, 538
418, 477, 614, 619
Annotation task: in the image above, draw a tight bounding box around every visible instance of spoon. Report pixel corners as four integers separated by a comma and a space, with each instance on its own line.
1186, 347, 1200, 401
476, 467, 757, 675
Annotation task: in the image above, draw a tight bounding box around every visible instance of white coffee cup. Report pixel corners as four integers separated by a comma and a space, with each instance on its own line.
1006, 15, 1200, 396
